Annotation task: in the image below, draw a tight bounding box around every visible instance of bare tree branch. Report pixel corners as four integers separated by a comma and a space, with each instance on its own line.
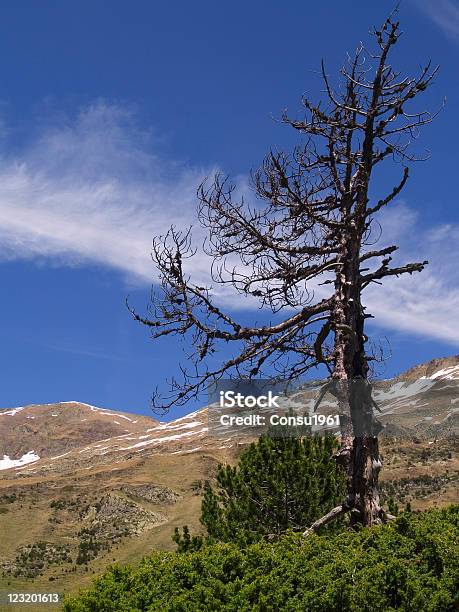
133, 11, 437, 527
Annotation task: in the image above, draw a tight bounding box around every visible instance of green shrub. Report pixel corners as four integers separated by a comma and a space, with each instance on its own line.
64, 505, 458, 612
174, 433, 346, 550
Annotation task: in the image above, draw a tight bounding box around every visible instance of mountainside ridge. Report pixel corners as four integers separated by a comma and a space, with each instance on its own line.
1, 354, 458, 477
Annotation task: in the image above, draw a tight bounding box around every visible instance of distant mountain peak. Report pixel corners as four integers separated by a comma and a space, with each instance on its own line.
395, 355, 459, 383
0, 401, 158, 467
0, 355, 458, 476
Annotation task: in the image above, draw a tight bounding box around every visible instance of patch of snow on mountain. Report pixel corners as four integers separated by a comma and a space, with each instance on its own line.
154, 427, 208, 443
425, 365, 459, 381
99, 412, 132, 421
0, 451, 40, 471
87, 411, 137, 422
59, 401, 109, 411
119, 439, 160, 451
374, 379, 434, 403
119, 427, 208, 451
170, 409, 205, 423
153, 421, 203, 432
0, 406, 26, 417
49, 451, 72, 460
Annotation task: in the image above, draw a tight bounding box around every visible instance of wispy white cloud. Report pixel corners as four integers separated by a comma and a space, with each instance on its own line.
415, 0, 459, 42
365, 203, 459, 345
0, 103, 457, 346
0, 103, 210, 284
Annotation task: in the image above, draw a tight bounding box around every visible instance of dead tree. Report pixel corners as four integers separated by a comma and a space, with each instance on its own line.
130, 14, 438, 529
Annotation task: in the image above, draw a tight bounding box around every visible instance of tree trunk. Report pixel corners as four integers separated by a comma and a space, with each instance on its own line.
333, 228, 384, 527
349, 436, 383, 527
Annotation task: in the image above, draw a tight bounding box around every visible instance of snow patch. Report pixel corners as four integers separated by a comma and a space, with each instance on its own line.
154, 427, 208, 444
424, 365, 459, 381
59, 401, 109, 411
374, 379, 434, 404
49, 451, 71, 460
0, 451, 40, 471
170, 409, 205, 423
152, 421, 203, 432
89, 411, 136, 422
0, 406, 26, 417
119, 427, 208, 451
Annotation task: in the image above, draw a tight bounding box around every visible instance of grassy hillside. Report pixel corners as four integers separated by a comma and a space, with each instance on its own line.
0, 437, 457, 611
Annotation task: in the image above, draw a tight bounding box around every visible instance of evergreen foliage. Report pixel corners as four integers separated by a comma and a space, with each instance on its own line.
63, 506, 459, 611
174, 433, 346, 550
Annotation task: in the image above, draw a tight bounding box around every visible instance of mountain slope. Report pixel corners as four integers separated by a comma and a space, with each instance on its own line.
0, 356, 457, 608
1, 355, 457, 478
0, 402, 158, 468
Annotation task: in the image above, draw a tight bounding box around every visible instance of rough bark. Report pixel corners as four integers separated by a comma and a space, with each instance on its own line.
302, 504, 346, 536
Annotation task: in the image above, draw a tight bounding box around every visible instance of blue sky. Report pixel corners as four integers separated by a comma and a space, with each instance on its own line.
0, 0, 458, 419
